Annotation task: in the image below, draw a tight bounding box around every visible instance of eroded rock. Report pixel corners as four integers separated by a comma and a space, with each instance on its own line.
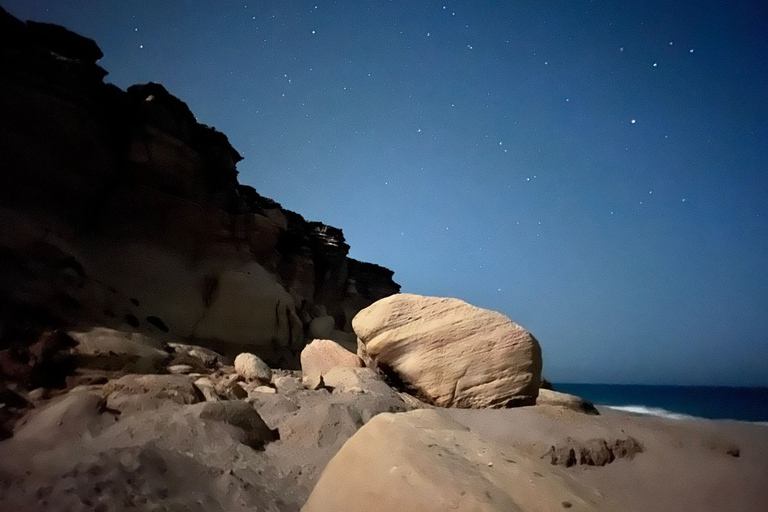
353, 294, 542, 408
300, 339, 363, 387
101, 374, 203, 412
303, 409, 603, 512
68, 327, 170, 374
536, 388, 599, 415
235, 352, 272, 383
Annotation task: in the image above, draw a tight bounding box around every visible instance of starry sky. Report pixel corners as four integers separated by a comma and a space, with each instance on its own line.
4, 1, 767, 386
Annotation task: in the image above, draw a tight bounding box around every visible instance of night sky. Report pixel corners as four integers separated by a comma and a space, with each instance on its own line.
4, 1, 767, 386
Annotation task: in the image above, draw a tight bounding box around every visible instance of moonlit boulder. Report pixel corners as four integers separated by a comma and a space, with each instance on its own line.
352, 294, 542, 408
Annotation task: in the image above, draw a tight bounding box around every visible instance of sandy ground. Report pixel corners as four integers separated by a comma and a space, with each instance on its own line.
2, 366, 767, 511
444, 405, 768, 512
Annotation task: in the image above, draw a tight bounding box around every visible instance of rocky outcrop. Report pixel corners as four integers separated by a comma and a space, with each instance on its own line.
353, 294, 543, 408
68, 327, 170, 374
545, 436, 643, 467
0, 6, 399, 376
303, 409, 604, 512
536, 388, 600, 415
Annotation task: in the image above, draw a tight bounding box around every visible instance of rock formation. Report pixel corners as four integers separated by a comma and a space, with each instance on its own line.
353, 293, 543, 408
303, 409, 604, 512
300, 338, 363, 389
0, 6, 399, 373
2, 10, 766, 512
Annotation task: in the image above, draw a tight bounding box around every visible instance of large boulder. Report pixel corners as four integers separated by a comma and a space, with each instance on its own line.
303, 409, 603, 512
352, 294, 542, 408
536, 388, 599, 415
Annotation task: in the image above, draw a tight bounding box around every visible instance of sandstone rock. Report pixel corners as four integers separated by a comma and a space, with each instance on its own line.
443, 405, 644, 469
26, 387, 48, 402
279, 402, 365, 448
273, 375, 302, 394
215, 373, 249, 399
322, 367, 393, 396
67, 327, 170, 374
0, 7, 400, 370
304, 373, 325, 390
168, 342, 223, 368
300, 339, 363, 387
247, 393, 299, 429
252, 385, 277, 395
102, 374, 202, 412
303, 409, 602, 512
193, 377, 222, 402
188, 400, 277, 449
536, 388, 599, 415
234, 352, 272, 383
545, 437, 643, 467
353, 294, 542, 408
12, 392, 114, 449
192, 269, 304, 359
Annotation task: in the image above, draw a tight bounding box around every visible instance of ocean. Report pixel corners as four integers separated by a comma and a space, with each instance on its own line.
554, 383, 768, 423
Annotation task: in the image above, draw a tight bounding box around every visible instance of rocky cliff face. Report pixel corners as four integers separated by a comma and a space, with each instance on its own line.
0, 7, 399, 370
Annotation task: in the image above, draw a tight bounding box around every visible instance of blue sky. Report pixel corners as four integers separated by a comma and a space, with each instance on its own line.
5, 0, 767, 385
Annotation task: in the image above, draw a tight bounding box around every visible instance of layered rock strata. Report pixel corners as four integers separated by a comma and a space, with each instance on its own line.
0, 7, 399, 372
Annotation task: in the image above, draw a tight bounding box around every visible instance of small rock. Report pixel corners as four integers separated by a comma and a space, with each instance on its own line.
227, 381, 249, 400
273, 375, 302, 394
27, 388, 49, 401
234, 353, 272, 384
190, 400, 278, 449
252, 386, 277, 395
536, 389, 599, 415
167, 364, 193, 375
304, 374, 325, 391
300, 339, 363, 387
168, 342, 223, 368
322, 367, 393, 396
194, 377, 222, 402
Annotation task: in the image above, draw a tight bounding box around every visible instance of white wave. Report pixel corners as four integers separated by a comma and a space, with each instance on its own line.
604, 405, 696, 421
605, 405, 768, 425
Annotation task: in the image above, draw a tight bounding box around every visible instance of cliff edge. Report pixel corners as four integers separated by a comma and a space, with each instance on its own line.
0, 7, 399, 371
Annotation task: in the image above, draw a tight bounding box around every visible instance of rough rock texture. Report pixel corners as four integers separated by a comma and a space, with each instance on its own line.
353, 294, 542, 408
444, 405, 643, 468
537, 388, 600, 415
300, 339, 363, 387
68, 326, 170, 373
0, 6, 399, 375
234, 353, 272, 383
322, 367, 397, 397
303, 409, 605, 512
101, 373, 203, 412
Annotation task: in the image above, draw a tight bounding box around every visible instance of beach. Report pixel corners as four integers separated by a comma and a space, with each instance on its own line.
444, 405, 768, 512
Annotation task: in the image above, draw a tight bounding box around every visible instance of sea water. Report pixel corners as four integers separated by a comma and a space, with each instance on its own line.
554, 383, 768, 423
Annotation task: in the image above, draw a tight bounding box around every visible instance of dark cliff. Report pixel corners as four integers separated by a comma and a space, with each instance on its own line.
0, 7, 399, 370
